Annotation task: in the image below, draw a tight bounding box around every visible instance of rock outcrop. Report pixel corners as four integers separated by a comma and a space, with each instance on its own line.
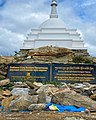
15, 46, 74, 63
51, 89, 96, 110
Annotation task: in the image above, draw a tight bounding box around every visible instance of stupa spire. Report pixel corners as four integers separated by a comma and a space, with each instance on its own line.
50, 0, 58, 18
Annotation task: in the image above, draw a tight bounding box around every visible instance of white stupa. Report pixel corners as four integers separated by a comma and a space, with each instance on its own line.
22, 0, 86, 51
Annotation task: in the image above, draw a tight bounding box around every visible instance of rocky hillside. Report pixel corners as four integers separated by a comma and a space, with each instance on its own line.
15, 46, 74, 63
0, 56, 14, 64
15, 46, 93, 64
0, 56, 15, 80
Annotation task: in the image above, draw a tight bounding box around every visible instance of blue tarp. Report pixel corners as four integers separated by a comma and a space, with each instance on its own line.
0, 106, 4, 112
46, 103, 86, 112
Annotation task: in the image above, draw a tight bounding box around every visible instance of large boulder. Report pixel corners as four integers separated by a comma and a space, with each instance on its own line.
51, 89, 96, 110
90, 94, 96, 101
26, 81, 39, 90
11, 88, 29, 96
46, 96, 52, 103
1, 95, 17, 111
13, 82, 28, 88
28, 89, 37, 95
3, 90, 11, 96
37, 85, 59, 95
0, 79, 10, 86
88, 85, 96, 91
38, 91, 46, 103
28, 103, 46, 111
31, 95, 38, 104
9, 94, 38, 111
33, 82, 43, 87
37, 85, 59, 103
0, 90, 11, 96
0, 95, 6, 101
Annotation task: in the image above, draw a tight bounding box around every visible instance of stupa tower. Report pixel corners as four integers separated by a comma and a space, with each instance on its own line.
22, 0, 88, 55
50, 0, 58, 18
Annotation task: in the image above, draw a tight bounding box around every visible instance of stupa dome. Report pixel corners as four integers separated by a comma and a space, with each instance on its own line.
39, 18, 65, 29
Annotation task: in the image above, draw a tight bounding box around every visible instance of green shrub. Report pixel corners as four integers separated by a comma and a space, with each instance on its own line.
72, 55, 85, 63
72, 55, 93, 64
43, 80, 61, 87
84, 58, 93, 64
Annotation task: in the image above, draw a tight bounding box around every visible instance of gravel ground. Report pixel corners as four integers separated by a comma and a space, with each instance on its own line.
0, 111, 96, 120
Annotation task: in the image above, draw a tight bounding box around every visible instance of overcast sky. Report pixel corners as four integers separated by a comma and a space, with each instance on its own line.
0, 0, 96, 56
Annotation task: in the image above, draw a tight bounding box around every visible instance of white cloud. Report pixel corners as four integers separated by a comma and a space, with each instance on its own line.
0, 27, 24, 55
0, 0, 49, 55
58, 0, 96, 56
81, 0, 96, 7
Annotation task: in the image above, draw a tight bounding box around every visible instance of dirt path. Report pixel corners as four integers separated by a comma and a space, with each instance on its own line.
0, 111, 96, 120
